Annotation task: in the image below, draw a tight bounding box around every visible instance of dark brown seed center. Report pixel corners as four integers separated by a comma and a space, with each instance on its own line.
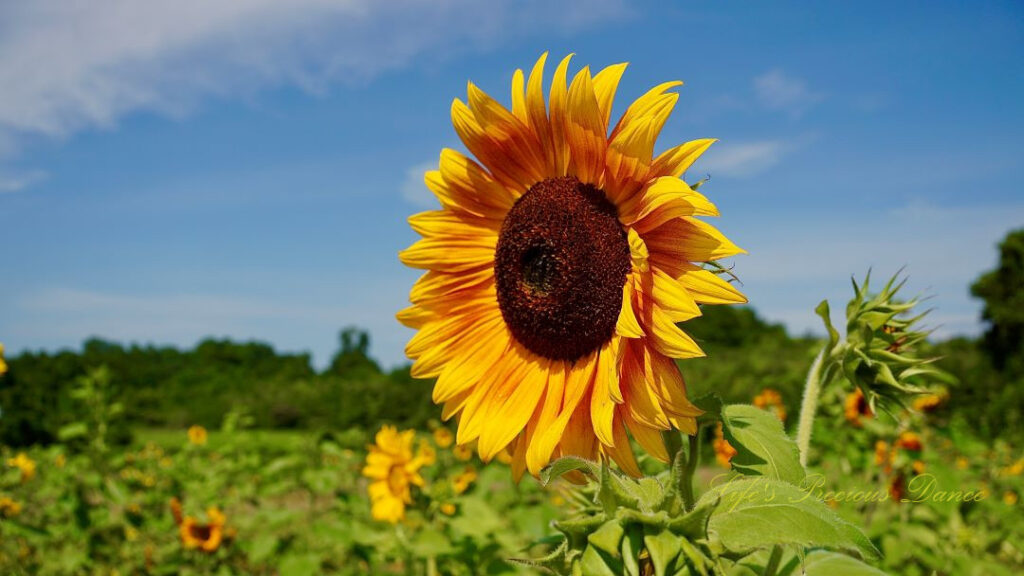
494, 176, 630, 361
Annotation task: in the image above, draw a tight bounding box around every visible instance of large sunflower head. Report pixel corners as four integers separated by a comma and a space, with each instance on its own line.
399, 53, 746, 479
362, 426, 428, 523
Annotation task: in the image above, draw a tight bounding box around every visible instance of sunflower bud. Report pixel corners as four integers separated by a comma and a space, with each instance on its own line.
816, 271, 955, 412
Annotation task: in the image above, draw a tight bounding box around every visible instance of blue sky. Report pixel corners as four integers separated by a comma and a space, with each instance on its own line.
1, 0, 1022, 368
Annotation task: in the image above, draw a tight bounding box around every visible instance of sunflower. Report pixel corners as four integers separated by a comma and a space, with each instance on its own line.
712, 423, 737, 469
7, 452, 36, 483
452, 466, 478, 495
362, 426, 428, 523
433, 426, 454, 448
752, 388, 786, 422
0, 496, 21, 518
398, 53, 746, 478
187, 425, 208, 446
843, 388, 873, 427
0, 343, 7, 376
179, 507, 227, 552
894, 431, 923, 452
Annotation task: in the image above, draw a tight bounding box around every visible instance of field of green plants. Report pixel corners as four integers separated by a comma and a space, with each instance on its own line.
2, 232, 1023, 575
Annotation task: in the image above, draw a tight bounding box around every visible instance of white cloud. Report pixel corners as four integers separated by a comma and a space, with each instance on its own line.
0, 169, 47, 193
0, 0, 627, 167
692, 140, 789, 178
753, 69, 822, 116
400, 161, 439, 208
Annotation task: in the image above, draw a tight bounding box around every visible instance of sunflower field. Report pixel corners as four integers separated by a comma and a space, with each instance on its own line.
2, 52, 1023, 576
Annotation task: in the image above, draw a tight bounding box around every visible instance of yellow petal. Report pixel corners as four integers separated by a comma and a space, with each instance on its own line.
408, 210, 500, 238
565, 66, 607, 184
621, 406, 669, 462
410, 268, 494, 306
432, 317, 510, 402
590, 341, 619, 447
526, 52, 554, 172
525, 363, 567, 475
592, 62, 628, 131
606, 413, 641, 477
398, 236, 496, 272
628, 228, 650, 273
615, 279, 644, 338
651, 139, 716, 178
548, 53, 574, 176
530, 352, 595, 473
511, 68, 528, 124
478, 354, 549, 461
643, 268, 702, 323
621, 176, 719, 229
643, 217, 746, 262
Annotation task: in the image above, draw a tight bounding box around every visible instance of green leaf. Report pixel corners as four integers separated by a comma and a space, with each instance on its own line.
692, 393, 723, 426
642, 529, 680, 576
409, 530, 456, 557
700, 478, 879, 560
277, 554, 322, 576
802, 550, 887, 575
57, 422, 88, 441
667, 492, 718, 540
815, 300, 839, 351
540, 456, 601, 486
587, 520, 625, 558
720, 405, 804, 485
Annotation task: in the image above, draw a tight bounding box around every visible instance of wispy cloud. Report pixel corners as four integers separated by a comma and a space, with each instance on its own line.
400, 161, 439, 208
0, 0, 627, 158
753, 69, 822, 116
693, 140, 790, 178
0, 169, 47, 193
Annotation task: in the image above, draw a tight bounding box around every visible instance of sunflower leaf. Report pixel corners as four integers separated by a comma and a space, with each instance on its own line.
700, 478, 880, 560
540, 456, 601, 486
720, 405, 804, 485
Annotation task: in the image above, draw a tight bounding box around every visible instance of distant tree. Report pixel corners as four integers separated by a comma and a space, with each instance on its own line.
328, 327, 381, 376
971, 228, 1024, 375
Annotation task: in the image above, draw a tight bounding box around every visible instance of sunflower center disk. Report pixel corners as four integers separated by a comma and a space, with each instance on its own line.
495, 176, 630, 361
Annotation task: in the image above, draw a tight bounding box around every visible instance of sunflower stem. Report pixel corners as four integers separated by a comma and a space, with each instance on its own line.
680, 431, 700, 511
796, 347, 828, 467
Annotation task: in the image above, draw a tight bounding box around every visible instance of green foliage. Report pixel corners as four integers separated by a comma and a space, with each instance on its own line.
971, 228, 1024, 375
0, 330, 436, 446
719, 405, 804, 485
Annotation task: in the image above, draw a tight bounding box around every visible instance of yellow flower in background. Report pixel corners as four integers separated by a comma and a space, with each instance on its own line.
0, 496, 21, 517
187, 425, 208, 446
453, 444, 473, 462
912, 460, 926, 475
752, 388, 786, 422
895, 431, 923, 452
1004, 491, 1019, 506
0, 342, 7, 375
955, 457, 969, 470
398, 53, 745, 479
7, 452, 36, 482
440, 503, 456, 516
362, 426, 426, 524
452, 466, 478, 495
912, 391, 947, 413
1003, 458, 1023, 477
179, 507, 226, 552
874, 441, 894, 474
712, 423, 737, 469
433, 427, 454, 448
417, 440, 437, 466
843, 388, 873, 427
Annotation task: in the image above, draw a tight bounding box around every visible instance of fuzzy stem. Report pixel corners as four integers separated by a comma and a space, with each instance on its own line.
681, 431, 700, 511
796, 347, 827, 467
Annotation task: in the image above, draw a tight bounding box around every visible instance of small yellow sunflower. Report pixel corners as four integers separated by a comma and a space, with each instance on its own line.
0, 343, 7, 376
440, 502, 457, 516
843, 388, 873, 427
398, 53, 746, 478
452, 466, 478, 495
0, 496, 21, 518
752, 388, 786, 422
433, 427, 454, 448
362, 426, 427, 523
7, 452, 36, 483
895, 431, 923, 452
187, 425, 208, 446
179, 507, 227, 552
712, 423, 737, 469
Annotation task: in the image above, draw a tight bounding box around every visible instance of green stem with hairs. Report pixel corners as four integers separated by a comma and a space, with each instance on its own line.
681, 431, 700, 511
796, 347, 828, 467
